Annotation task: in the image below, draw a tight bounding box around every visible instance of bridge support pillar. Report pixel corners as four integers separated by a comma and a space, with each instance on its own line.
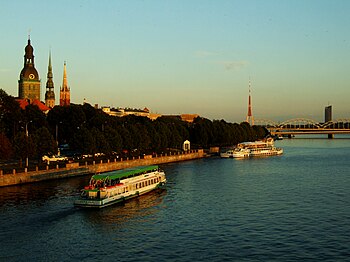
328, 134, 334, 139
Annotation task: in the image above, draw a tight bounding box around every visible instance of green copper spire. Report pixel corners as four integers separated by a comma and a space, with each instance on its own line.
45, 50, 55, 108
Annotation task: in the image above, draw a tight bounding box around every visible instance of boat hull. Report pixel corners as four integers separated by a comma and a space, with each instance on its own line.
74, 181, 166, 208
74, 166, 166, 208
220, 139, 283, 159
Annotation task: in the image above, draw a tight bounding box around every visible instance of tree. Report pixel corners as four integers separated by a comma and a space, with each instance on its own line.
190, 117, 213, 148
154, 121, 170, 150
91, 127, 110, 153
0, 89, 22, 140
104, 126, 122, 153
47, 104, 87, 145
13, 131, 36, 162
22, 104, 48, 132
239, 122, 254, 142
0, 133, 13, 160
252, 125, 268, 139
71, 127, 95, 154
34, 127, 57, 158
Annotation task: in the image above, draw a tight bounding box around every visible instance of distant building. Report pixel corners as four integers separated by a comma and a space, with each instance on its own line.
101, 106, 197, 122
325, 105, 332, 123
101, 106, 152, 118
45, 52, 55, 108
101, 107, 122, 117
18, 36, 41, 102
60, 62, 70, 106
180, 114, 199, 123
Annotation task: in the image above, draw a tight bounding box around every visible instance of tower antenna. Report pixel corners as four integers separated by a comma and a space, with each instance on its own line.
245, 78, 254, 126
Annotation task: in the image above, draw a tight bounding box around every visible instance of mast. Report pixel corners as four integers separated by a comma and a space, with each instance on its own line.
245, 79, 254, 126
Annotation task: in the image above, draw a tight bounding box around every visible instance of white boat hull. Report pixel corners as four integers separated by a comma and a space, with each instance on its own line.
221, 138, 283, 159
74, 181, 166, 208
74, 168, 166, 208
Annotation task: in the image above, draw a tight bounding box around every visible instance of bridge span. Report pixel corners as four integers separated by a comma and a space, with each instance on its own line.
255, 118, 350, 138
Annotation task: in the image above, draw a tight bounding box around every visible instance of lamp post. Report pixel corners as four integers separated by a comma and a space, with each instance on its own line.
55, 121, 62, 146
56, 124, 58, 145
25, 121, 32, 167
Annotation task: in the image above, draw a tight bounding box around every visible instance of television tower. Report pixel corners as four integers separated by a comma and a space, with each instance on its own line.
246, 79, 254, 126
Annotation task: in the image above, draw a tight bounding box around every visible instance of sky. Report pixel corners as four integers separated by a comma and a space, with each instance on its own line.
1, 0, 349, 123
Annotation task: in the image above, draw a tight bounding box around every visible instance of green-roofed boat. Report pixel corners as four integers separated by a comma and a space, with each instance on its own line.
74, 165, 166, 208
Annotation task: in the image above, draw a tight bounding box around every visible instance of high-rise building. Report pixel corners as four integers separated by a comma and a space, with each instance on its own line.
325, 105, 332, 123
18, 36, 41, 102
45, 52, 55, 108
60, 62, 70, 106
245, 80, 254, 126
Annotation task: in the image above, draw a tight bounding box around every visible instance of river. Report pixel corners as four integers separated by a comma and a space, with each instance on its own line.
0, 138, 349, 261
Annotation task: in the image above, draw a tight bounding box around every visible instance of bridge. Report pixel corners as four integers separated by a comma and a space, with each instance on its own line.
255, 118, 350, 138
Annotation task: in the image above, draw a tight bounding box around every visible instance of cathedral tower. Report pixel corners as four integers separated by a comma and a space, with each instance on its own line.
59, 62, 70, 106
45, 51, 55, 108
18, 36, 41, 102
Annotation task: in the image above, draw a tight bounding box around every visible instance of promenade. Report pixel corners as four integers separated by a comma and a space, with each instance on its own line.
0, 150, 204, 187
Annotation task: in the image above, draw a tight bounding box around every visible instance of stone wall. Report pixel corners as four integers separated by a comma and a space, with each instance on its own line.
0, 150, 204, 187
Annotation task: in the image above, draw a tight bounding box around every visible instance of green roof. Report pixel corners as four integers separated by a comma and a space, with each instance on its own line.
91, 165, 159, 181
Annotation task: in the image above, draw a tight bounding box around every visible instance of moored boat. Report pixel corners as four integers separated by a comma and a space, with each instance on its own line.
74, 165, 166, 208
220, 138, 283, 158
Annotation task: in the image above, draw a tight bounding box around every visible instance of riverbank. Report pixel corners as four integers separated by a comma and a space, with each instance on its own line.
0, 150, 205, 187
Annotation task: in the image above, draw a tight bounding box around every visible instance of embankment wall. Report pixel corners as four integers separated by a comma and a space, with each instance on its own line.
0, 150, 204, 187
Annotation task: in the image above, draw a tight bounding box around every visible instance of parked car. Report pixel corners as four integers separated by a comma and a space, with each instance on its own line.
42, 155, 68, 163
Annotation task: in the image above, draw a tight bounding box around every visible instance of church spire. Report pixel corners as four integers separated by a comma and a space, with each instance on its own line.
24, 35, 34, 66
18, 36, 40, 102
45, 51, 55, 108
60, 61, 70, 106
62, 61, 68, 91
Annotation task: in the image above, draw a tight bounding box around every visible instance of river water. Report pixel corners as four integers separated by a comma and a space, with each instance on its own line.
0, 138, 349, 261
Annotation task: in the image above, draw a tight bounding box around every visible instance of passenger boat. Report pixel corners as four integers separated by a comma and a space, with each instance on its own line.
74, 165, 166, 208
220, 138, 283, 158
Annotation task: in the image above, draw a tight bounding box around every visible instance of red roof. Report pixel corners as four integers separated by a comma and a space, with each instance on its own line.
17, 99, 29, 109
32, 99, 50, 111
16, 98, 51, 112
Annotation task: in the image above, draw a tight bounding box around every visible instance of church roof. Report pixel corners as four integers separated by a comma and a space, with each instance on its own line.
32, 99, 50, 111
16, 98, 51, 112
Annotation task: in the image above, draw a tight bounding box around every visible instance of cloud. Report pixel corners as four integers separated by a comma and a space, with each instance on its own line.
194, 50, 249, 71
217, 60, 249, 71
194, 50, 218, 58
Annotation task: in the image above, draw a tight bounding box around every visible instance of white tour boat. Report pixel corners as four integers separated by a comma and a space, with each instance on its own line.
220, 138, 283, 158
74, 165, 166, 208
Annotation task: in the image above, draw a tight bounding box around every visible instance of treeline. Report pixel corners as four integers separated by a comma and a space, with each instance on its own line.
0, 89, 268, 161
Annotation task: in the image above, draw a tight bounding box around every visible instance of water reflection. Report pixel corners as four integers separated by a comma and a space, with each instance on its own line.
80, 189, 167, 227
0, 176, 90, 208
